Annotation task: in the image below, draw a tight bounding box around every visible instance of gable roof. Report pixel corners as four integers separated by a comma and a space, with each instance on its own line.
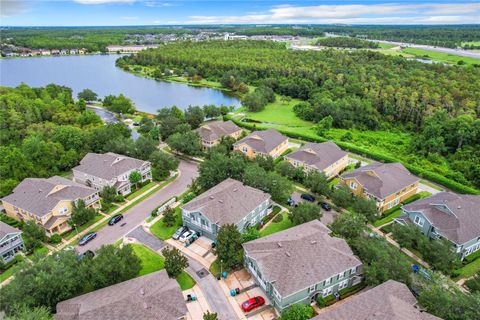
312, 280, 442, 320
243, 220, 361, 297
182, 178, 270, 225
0, 221, 21, 242
196, 120, 241, 142
285, 141, 347, 171
1, 176, 97, 218
341, 162, 419, 200
403, 192, 480, 244
233, 129, 288, 154
73, 152, 149, 181
55, 270, 187, 320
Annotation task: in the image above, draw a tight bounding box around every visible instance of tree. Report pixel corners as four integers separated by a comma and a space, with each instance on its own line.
162, 206, 176, 227
77, 89, 97, 102
303, 171, 330, 196
391, 223, 423, 249
242, 227, 260, 243
253, 155, 274, 172
22, 221, 47, 253
275, 161, 304, 181
203, 311, 218, 320
184, 106, 205, 129
129, 171, 142, 189
279, 304, 314, 320
215, 224, 243, 271
352, 197, 378, 221
331, 186, 353, 208
5, 306, 52, 320
71, 199, 96, 227
162, 247, 189, 278
166, 131, 202, 156
203, 105, 221, 119
133, 136, 157, 160
465, 273, 480, 293
288, 202, 322, 226
329, 211, 365, 240
100, 185, 117, 203
420, 238, 461, 275
149, 150, 179, 181
198, 152, 247, 190
315, 115, 333, 136
76, 110, 102, 127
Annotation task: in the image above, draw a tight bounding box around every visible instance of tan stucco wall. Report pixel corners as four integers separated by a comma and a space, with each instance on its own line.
287, 154, 348, 178
201, 129, 243, 149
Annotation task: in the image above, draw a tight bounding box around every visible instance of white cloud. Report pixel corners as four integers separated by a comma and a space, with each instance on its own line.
0, 0, 27, 18
74, 0, 134, 4
187, 2, 480, 25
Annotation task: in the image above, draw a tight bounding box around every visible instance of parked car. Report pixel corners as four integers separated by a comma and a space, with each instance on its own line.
172, 226, 189, 240
78, 232, 97, 246
301, 193, 315, 202
108, 214, 124, 226
77, 250, 95, 261
287, 198, 296, 206
179, 230, 195, 243
241, 296, 265, 312
319, 202, 331, 211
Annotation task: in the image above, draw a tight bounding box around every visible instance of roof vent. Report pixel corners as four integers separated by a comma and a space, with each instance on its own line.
140, 288, 145, 295
311, 240, 317, 245
457, 205, 461, 209
143, 302, 149, 309
277, 242, 282, 248
209, 196, 214, 200
38, 189, 42, 193
233, 188, 238, 192
218, 200, 223, 203
285, 252, 291, 257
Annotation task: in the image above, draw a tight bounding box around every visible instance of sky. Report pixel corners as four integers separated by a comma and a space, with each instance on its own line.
1, 0, 479, 26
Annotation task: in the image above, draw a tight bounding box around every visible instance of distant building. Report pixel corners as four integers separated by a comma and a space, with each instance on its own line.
51, 49, 60, 55
284, 141, 349, 178
1, 176, 100, 235
196, 120, 242, 150
73, 152, 152, 195
233, 129, 289, 159
397, 192, 480, 260
69, 49, 77, 55
243, 220, 362, 313
55, 270, 188, 320
182, 178, 271, 239
312, 280, 441, 320
0, 221, 24, 264
340, 162, 419, 213
78, 48, 86, 54
106, 44, 159, 54
40, 49, 51, 56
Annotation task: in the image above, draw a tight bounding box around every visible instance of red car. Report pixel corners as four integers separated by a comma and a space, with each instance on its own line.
241, 296, 265, 312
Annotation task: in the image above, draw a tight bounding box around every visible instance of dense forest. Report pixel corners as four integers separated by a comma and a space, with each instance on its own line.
120, 40, 480, 190
315, 37, 379, 48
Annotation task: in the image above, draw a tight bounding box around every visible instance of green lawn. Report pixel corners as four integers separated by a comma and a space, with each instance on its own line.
259, 212, 293, 237
454, 258, 480, 280
242, 97, 311, 127
126, 181, 157, 200
373, 209, 401, 227
102, 204, 119, 215
176, 271, 196, 290
402, 47, 480, 65
378, 43, 397, 49
0, 266, 16, 283
209, 259, 221, 277
131, 243, 165, 276
62, 215, 103, 240
150, 207, 183, 240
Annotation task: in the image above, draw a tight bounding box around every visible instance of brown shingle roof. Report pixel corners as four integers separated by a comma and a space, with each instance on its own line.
403, 192, 480, 244
342, 162, 419, 200
312, 280, 442, 320
196, 120, 241, 142
1, 176, 97, 217
284, 141, 347, 171
0, 221, 21, 241
55, 270, 187, 320
73, 152, 149, 181
233, 129, 288, 154
182, 178, 270, 225
243, 220, 362, 297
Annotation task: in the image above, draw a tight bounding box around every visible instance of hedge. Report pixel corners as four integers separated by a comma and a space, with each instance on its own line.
225, 115, 480, 195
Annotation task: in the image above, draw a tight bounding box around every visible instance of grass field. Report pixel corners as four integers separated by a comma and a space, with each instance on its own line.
454, 258, 480, 280
176, 271, 196, 290
150, 207, 183, 240
259, 212, 293, 237
242, 97, 310, 126
126, 181, 157, 200
402, 47, 480, 65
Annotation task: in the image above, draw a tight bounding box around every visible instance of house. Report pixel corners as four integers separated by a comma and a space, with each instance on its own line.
1, 176, 100, 235
40, 49, 51, 56
60, 49, 68, 55
396, 192, 480, 260
243, 220, 363, 313
181, 178, 271, 240
69, 49, 77, 55
55, 270, 188, 320
340, 162, 419, 213
78, 48, 86, 54
284, 141, 348, 178
312, 280, 441, 320
72, 152, 152, 195
51, 49, 60, 55
196, 120, 242, 150
0, 221, 25, 264
233, 129, 289, 159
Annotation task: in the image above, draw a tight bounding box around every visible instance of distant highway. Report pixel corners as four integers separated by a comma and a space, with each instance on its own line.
372, 40, 480, 59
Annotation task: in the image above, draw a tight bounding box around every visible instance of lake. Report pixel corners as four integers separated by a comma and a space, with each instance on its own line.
0, 54, 241, 114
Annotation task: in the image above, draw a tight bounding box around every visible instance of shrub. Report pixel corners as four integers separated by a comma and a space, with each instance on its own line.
316, 295, 327, 308
114, 195, 125, 202
181, 192, 197, 204
273, 214, 284, 223
49, 234, 62, 244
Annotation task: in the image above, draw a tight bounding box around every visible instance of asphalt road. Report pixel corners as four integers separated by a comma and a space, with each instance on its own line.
77, 159, 199, 253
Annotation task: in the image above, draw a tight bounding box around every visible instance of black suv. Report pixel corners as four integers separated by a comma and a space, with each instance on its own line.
301, 193, 316, 202
108, 214, 124, 226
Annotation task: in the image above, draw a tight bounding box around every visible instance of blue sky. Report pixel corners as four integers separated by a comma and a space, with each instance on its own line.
1, 0, 479, 26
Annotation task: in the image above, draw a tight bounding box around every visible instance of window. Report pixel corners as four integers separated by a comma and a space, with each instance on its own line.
339, 280, 348, 290
350, 267, 356, 274
325, 277, 331, 285
309, 285, 315, 293
414, 216, 424, 227
350, 181, 358, 190
59, 207, 68, 215
242, 146, 248, 152
388, 198, 399, 209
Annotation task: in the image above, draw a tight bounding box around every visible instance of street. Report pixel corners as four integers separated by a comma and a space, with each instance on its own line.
77, 159, 199, 253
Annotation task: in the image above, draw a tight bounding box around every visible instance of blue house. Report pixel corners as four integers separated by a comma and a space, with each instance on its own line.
396, 192, 480, 260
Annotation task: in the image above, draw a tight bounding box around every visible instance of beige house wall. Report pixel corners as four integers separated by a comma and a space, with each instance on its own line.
234, 138, 289, 159
286, 154, 349, 178
200, 129, 243, 150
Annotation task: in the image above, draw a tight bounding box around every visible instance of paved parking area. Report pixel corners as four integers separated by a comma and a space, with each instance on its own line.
290, 191, 339, 226
186, 236, 216, 265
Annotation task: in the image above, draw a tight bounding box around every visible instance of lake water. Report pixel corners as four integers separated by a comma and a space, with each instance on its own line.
0, 54, 241, 114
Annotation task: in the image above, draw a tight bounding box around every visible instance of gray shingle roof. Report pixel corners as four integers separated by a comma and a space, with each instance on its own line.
196, 120, 241, 142
233, 129, 288, 154
0, 221, 21, 241
284, 141, 347, 171
313, 280, 442, 320
341, 162, 419, 200
73, 152, 149, 181
55, 270, 187, 320
403, 192, 480, 244
243, 220, 361, 297
1, 176, 98, 217
182, 178, 271, 225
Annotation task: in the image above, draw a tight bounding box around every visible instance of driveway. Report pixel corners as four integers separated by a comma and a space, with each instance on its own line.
77, 159, 198, 253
